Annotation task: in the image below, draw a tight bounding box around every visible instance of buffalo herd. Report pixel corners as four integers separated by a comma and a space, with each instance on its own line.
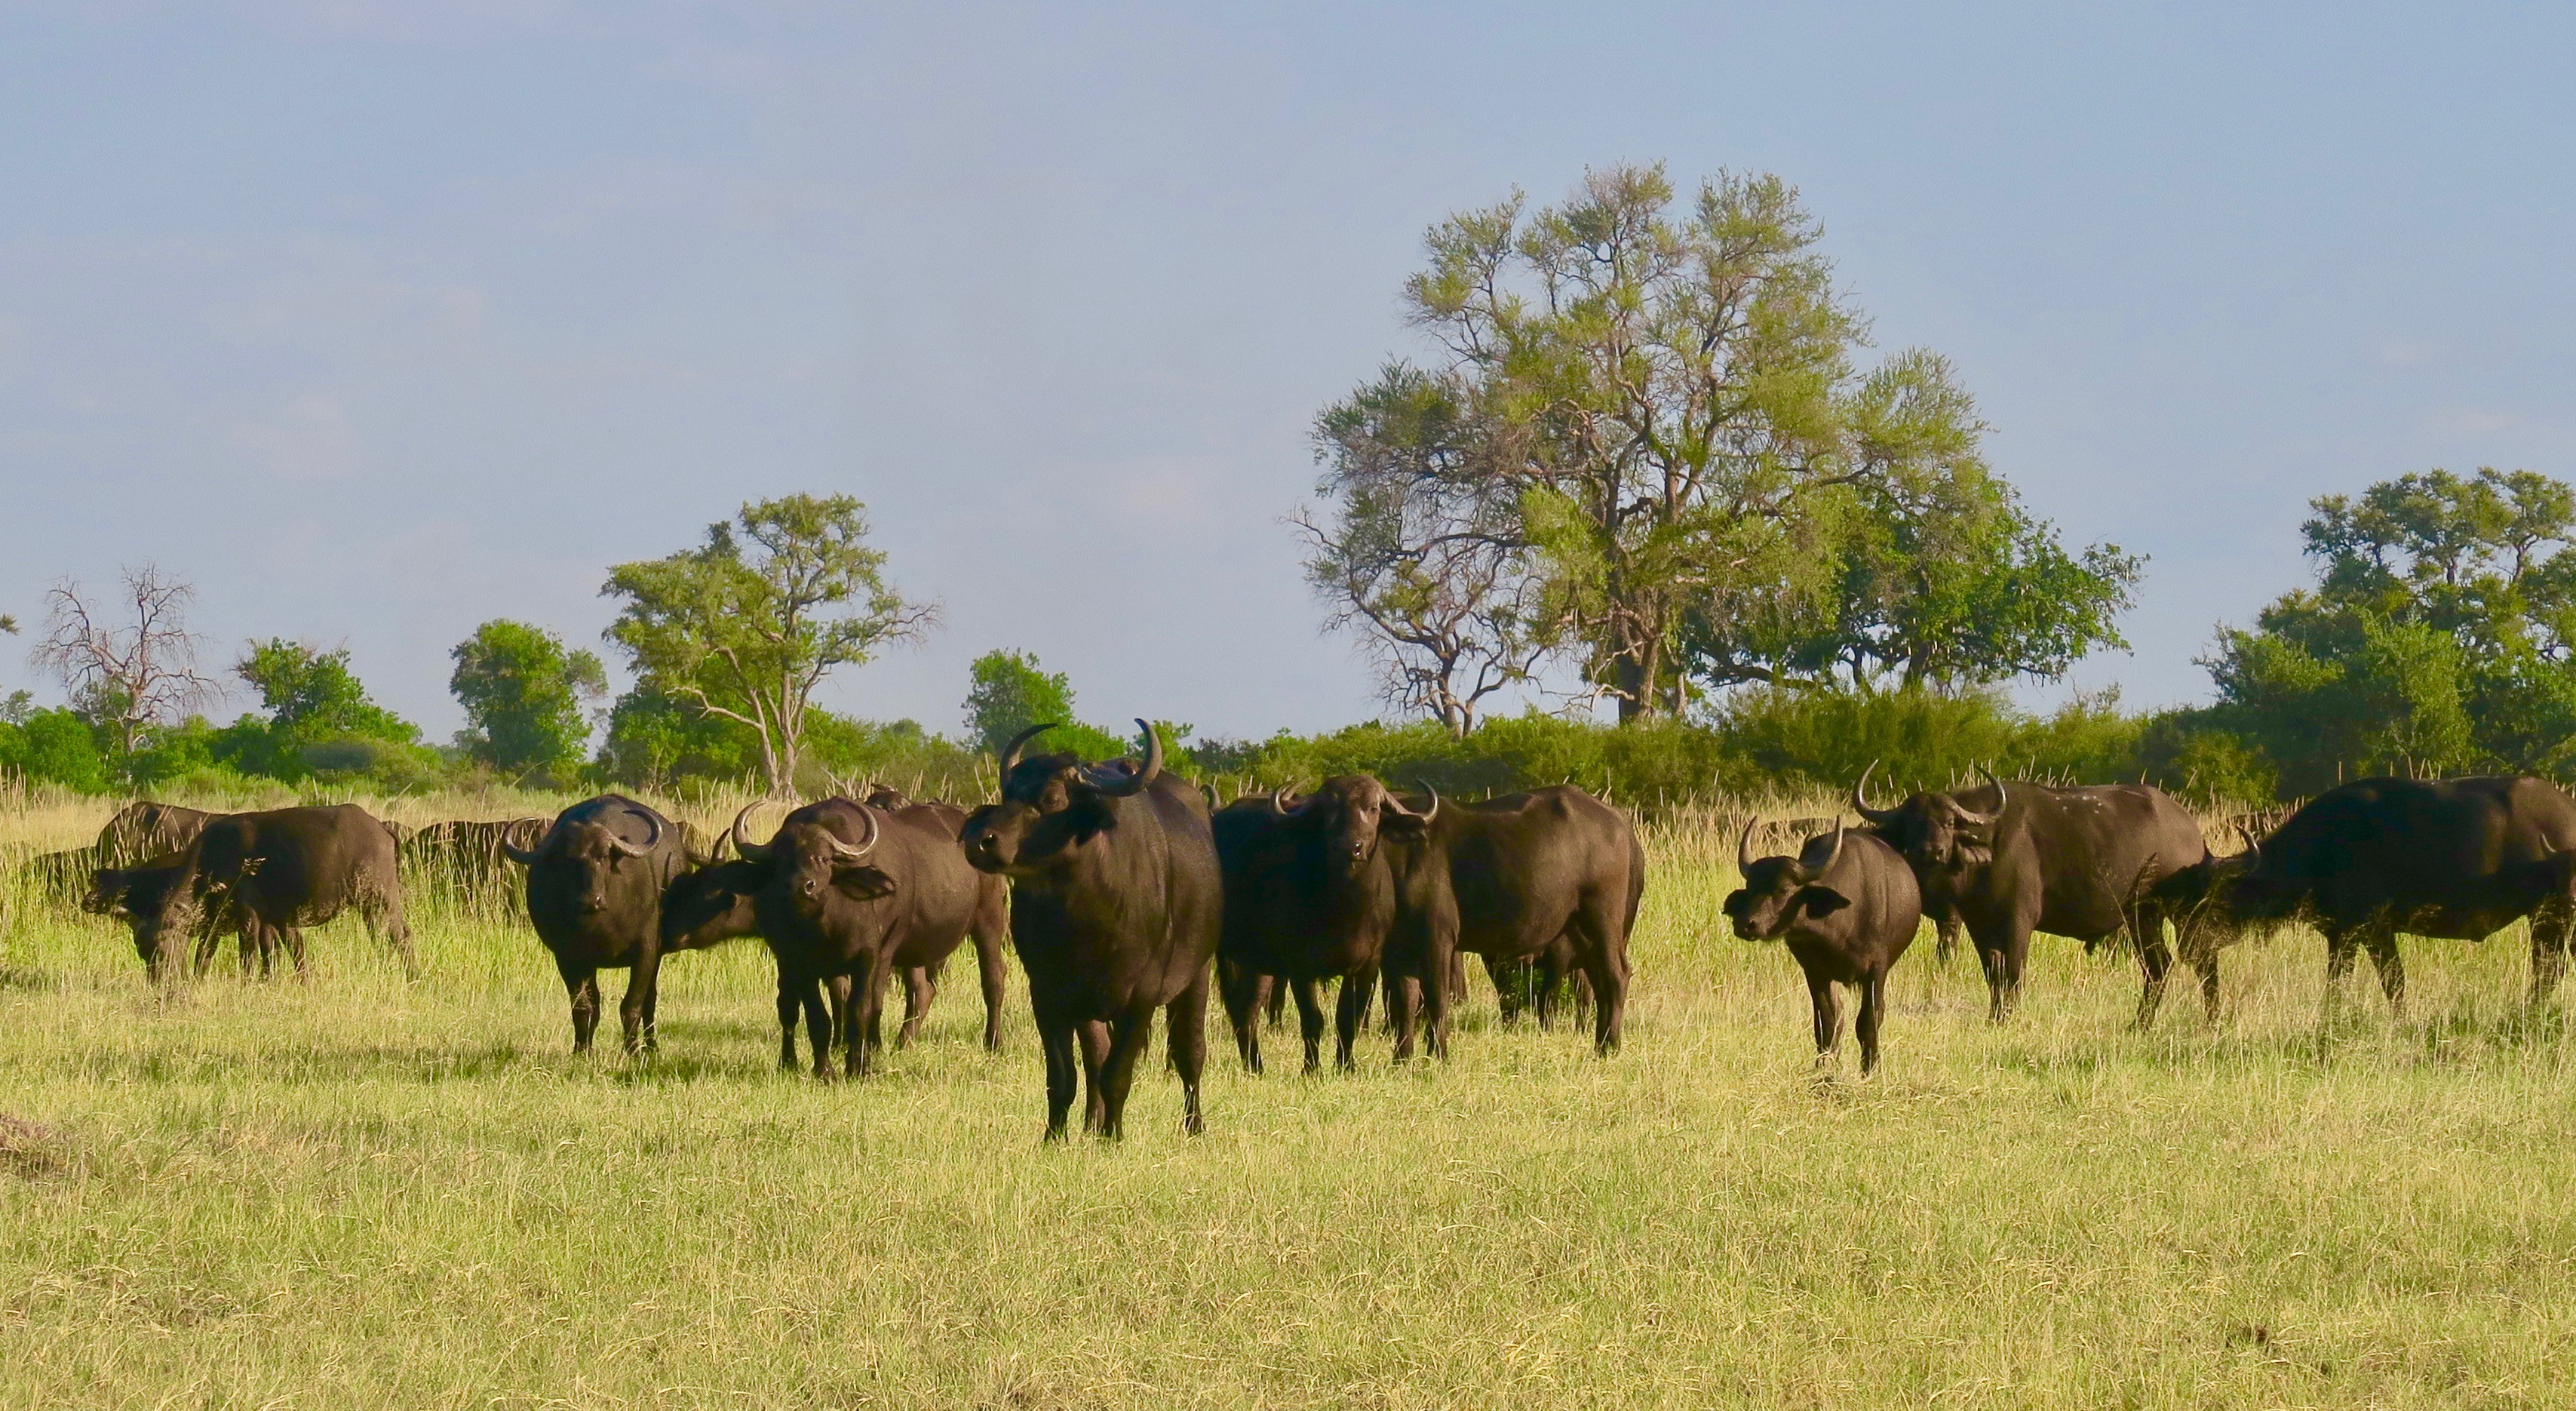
28, 739, 2576, 1134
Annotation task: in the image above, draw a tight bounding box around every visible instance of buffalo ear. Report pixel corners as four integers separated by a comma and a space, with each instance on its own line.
832, 866, 898, 901
1798, 885, 1854, 919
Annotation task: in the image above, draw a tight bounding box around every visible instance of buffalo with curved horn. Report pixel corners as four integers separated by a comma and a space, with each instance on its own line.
962, 719, 1219, 1139
506, 795, 699, 1053
1850, 761, 2207, 1025
664, 792, 1006, 1075
1725, 816, 1920, 1074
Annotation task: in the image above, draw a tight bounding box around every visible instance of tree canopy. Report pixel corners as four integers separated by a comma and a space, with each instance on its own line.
602, 494, 937, 794
450, 619, 607, 783
1304, 164, 2138, 724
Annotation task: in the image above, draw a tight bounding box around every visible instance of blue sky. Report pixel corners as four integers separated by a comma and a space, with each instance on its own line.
2, 2, 2569, 744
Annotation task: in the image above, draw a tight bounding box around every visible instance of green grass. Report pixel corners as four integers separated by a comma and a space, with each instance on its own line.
4, 795, 2576, 1406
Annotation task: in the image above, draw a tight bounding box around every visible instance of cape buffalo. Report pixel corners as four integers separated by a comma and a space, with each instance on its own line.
95, 800, 213, 868
961, 721, 1219, 1140
1851, 764, 2207, 1025
136, 805, 414, 982
665, 794, 1008, 1077
85, 852, 270, 977
1212, 780, 1408, 1074
2157, 775, 2576, 1020
505, 795, 700, 1053
1374, 782, 1645, 1060
1725, 819, 1923, 1074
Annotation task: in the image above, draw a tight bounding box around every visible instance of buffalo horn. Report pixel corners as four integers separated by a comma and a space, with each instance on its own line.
1817, 818, 1847, 874
1270, 787, 1315, 817
606, 808, 662, 857
1850, 760, 1899, 824
499, 817, 553, 866
997, 722, 1056, 778
1736, 816, 1760, 875
1950, 767, 2005, 826
824, 806, 881, 861
729, 803, 775, 864
1079, 720, 1161, 796
1385, 779, 1441, 824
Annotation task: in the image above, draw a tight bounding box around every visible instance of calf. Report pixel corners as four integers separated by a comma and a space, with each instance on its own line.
1724, 819, 1923, 1075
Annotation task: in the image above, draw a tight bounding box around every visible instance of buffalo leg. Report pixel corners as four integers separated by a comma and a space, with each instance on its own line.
1079, 1018, 1119, 1136
1264, 975, 1288, 1029
281, 926, 311, 979
558, 961, 602, 1053
2529, 899, 2573, 1010
620, 944, 662, 1055
1289, 976, 1327, 1073
1168, 971, 1209, 1136
2363, 927, 2407, 1015
972, 927, 1009, 1053
2133, 931, 2175, 1031
774, 974, 805, 1070
855, 952, 897, 1077
896, 964, 935, 1048
2322, 924, 2362, 1026
364, 889, 420, 981
1934, 908, 1961, 966
1385, 965, 1422, 1062
1570, 890, 1631, 1056
1417, 929, 1456, 1062
1038, 1013, 1080, 1142
1330, 967, 1371, 1070
1855, 973, 1888, 1075
1807, 969, 1842, 1064
1217, 959, 1267, 1075
1488, 954, 1529, 1027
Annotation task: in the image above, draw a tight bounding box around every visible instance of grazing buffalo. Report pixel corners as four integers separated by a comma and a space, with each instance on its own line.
961, 721, 1218, 1140
84, 853, 270, 977
1374, 782, 1645, 1060
1211, 780, 1410, 1074
404, 819, 547, 901
1851, 764, 2207, 1025
665, 794, 1007, 1077
1725, 819, 1924, 1074
505, 795, 700, 1053
134, 805, 414, 982
2155, 775, 2576, 1019
95, 801, 214, 868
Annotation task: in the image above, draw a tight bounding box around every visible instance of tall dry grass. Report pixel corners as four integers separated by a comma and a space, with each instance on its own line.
1, 788, 2572, 1406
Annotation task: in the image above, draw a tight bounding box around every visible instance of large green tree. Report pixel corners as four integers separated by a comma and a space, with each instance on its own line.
1306, 164, 2136, 721
216, 639, 432, 782
2197, 466, 2576, 792
602, 494, 937, 794
450, 620, 607, 782
962, 650, 1077, 755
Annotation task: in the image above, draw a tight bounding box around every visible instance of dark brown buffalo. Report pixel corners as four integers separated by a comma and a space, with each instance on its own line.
95, 801, 214, 868
2155, 775, 2576, 1020
961, 721, 1219, 1140
1851, 764, 2207, 1025
84, 852, 272, 977
136, 805, 414, 982
1211, 780, 1410, 1074
505, 795, 700, 1053
1725, 819, 1924, 1074
1371, 782, 1645, 1059
662, 795, 1008, 1077
404, 818, 547, 900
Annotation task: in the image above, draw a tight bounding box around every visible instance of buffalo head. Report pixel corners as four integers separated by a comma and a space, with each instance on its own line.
728, 800, 887, 918
505, 805, 661, 914
1267, 774, 1438, 877
1850, 760, 2003, 875
960, 718, 1164, 878
1724, 818, 1853, 940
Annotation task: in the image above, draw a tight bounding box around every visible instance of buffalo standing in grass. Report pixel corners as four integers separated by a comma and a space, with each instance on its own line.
84, 852, 270, 977
1725, 819, 1923, 1074
962, 721, 1218, 1140
505, 795, 702, 1053
1850, 764, 2207, 1025
133, 805, 414, 983
1211, 780, 1412, 1074
662, 795, 1008, 1077
2154, 775, 2576, 1022
96, 800, 214, 868
1374, 783, 1645, 1060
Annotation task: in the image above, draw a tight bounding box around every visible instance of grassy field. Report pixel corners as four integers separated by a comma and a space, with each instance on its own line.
3, 790, 2575, 1407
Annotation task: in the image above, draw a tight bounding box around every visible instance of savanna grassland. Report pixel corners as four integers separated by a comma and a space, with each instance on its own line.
2, 790, 2574, 1409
